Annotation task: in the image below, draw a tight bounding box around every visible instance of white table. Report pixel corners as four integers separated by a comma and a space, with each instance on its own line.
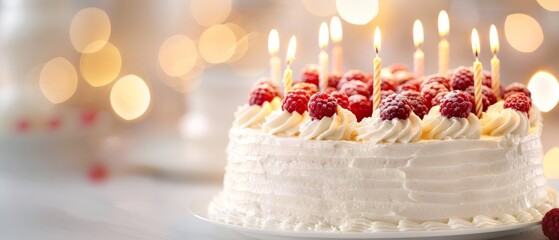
1, 174, 553, 240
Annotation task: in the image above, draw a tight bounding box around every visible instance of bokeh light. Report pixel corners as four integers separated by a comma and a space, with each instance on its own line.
80, 42, 122, 87
110, 75, 151, 121
225, 23, 249, 63
528, 71, 559, 112
159, 35, 198, 77
190, 0, 231, 26
504, 14, 543, 53
537, 0, 559, 11
544, 147, 559, 179
336, 0, 378, 25
69, 8, 111, 53
39, 57, 78, 104
199, 24, 237, 64
303, 0, 337, 17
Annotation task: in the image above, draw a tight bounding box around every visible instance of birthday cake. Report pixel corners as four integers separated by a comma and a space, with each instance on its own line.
208, 65, 556, 232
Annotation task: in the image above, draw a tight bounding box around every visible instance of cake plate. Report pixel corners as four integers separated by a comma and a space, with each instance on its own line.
190, 195, 541, 240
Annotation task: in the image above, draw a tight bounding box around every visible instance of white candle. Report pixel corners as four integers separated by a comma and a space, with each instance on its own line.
438, 10, 450, 76
373, 27, 382, 111
490, 24, 500, 99
330, 16, 343, 74
471, 29, 483, 118
413, 20, 424, 77
268, 29, 281, 85
319, 22, 329, 92
283, 36, 296, 95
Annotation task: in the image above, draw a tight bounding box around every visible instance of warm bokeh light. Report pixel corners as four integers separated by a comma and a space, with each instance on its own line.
190, 0, 231, 26
110, 75, 151, 121
80, 42, 122, 87
490, 25, 499, 54
504, 14, 543, 53
286, 36, 297, 63
438, 10, 449, 37
158, 34, 198, 77
336, 0, 378, 25
302, 0, 337, 17
39, 57, 78, 104
544, 147, 559, 179
471, 28, 480, 57
319, 22, 329, 49
374, 27, 381, 53
226, 23, 250, 63
268, 29, 279, 56
330, 16, 342, 43
199, 24, 236, 64
413, 20, 424, 48
537, 0, 559, 11
528, 71, 559, 112
69, 8, 111, 53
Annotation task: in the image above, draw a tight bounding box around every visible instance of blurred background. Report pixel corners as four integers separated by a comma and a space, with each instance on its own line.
2, 0, 559, 239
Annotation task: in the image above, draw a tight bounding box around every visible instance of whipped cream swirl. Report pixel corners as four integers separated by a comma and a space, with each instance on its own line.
481, 101, 529, 136
263, 110, 309, 137
355, 110, 421, 143
421, 106, 481, 140
233, 97, 281, 128
299, 106, 357, 141
529, 105, 542, 127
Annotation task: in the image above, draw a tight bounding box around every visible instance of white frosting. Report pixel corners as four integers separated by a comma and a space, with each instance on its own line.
355, 110, 421, 143
422, 106, 481, 140
481, 101, 529, 137
263, 110, 309, 137
299, 107, 357, 141
529, 104, 542, 128
233, 97, 281, 129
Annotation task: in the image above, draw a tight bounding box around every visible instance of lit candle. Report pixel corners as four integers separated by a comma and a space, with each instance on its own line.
373, 27, 382, 111
283, 36, 296, 95
438, 10, 450, 75
471, 28, 483, 118
319, 22, 329, 92
268, 29, 281, 85
330, 16, 343, 74
413, 20, 425, 77
490, 24, 500, 99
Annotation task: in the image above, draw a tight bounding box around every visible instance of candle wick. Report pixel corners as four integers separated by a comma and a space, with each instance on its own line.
475, 51, 479, 58
375, 48, 379, 55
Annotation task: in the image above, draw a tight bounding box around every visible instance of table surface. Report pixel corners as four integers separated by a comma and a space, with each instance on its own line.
1, 173, 554, 240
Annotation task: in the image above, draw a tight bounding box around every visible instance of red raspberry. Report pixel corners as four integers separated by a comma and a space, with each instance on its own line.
400, 90, 429, 119
451, 67, 474, 91
440, 91, 473, 118
367, 78, 397, 96
330, 91, 349, 109
340, 80, 370, 97
421, 83, 449, 109
422, 74, 451, 90
299, 64, 319, 86
463, 92, 491, 113
504, 93, 531, 113
282, 89, 311, 114
543, 208, 559, 240
431, 91, 447, 107
466, 85, 498, 105
253, 78, 281, 95
308, 92, 338, 120
328, 73, 341, 88
504, 82, 531, 99
482, 71, 492, 88
348, 94, 372, 122
338, 70, 368, 88
292, 82, 318, 95
381, 90, 396, 101
324, 87, 337, 94
249, 86, 278, 106
398, 82, 420, 92
380, 93, 413, 121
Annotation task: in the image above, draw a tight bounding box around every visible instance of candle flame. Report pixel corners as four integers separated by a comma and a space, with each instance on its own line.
319, 22, 329, 49
330, 16, 342, 43
268, 29, 279, 56
490, 24, 499, 54
471, 28, 480, 57
374, 26, 381, 54
413, 20, 424, 48
286, 35, 297, 63
438, 10, 449, 37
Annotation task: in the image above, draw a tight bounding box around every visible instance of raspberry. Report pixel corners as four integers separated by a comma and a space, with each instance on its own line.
380, 93, 413, 121
482, 71, 492, 88
348, 94, 372, 122
422, 74, 451, 90
504, 82, 531, 99
431, 91, 447, 107
381, 90, 396, 101
330, 91, 349, 109
308, 92, 338, 120
324, 87, 337, 94
504, 93, 531, 113
292, 82, 318, 95
543, 208, 559, 240
400, 90, 429, 119
299, 64, 319, 86
465, 85, 498, 106
421, 83, 449, 109
328, 73, 341, 88
367, 78, 397, 96
338, 70, 368, 88
463, 92, 491, 113
451, 67, 474, 91
440, 91, 473, 118
253, 78, 281, 96
398, 82, 420, 92
282, 89, 311, 114
249, 86, 278, 106
340, 80, 370, 97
